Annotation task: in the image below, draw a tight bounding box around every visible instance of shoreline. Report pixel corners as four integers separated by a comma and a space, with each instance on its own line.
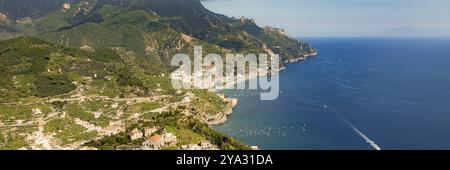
170, 48, 318, 126
206, 51, 318, 126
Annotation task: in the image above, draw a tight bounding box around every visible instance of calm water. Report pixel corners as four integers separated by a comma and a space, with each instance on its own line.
214, 38, 450, 150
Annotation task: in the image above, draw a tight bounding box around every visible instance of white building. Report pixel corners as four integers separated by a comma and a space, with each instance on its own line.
144, 127, 158, 138
129, 128, 143, 140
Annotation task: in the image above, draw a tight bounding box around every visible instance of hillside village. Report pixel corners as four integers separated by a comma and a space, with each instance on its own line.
0, 0, 316, 150
0, 37, 247, 150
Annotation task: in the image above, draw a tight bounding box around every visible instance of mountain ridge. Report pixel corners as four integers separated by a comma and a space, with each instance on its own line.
0, 0, 316, 67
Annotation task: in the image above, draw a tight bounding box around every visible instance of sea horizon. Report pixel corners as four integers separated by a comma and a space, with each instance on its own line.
214, 37, 450, 150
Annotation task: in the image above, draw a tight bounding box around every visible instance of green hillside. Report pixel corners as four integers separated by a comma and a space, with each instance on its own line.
0, 37, 248, 150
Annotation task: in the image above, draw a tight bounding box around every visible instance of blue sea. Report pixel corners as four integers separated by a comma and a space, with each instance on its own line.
214, 38, 450, 150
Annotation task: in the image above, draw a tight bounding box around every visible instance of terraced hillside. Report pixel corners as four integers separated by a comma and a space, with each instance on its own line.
0, 0, 316, 150
0, 37, 248, 150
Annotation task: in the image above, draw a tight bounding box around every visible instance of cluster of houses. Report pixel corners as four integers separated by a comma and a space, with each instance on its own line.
126, 126, 220, 150
127, 127, 178, 150
180, 140, 219, 150
102, 121, 125, 136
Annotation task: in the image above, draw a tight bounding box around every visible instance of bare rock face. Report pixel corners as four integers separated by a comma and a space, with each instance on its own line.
15, 17, 32, 24
204, 96, 238, 125
0, 12, 8, 21
180, 33, 193, 43
80, 45, 93, 52
239, 16, 256, 24
62, 3, 71, 11
264, 26, 286, 35
229, 98, 238, 107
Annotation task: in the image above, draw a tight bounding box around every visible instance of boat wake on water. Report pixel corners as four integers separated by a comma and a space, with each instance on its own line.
324, 103, 382, 150
340, 116, 382, 150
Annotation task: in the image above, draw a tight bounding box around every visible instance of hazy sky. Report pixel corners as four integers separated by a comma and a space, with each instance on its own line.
202, 0, 450, 37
